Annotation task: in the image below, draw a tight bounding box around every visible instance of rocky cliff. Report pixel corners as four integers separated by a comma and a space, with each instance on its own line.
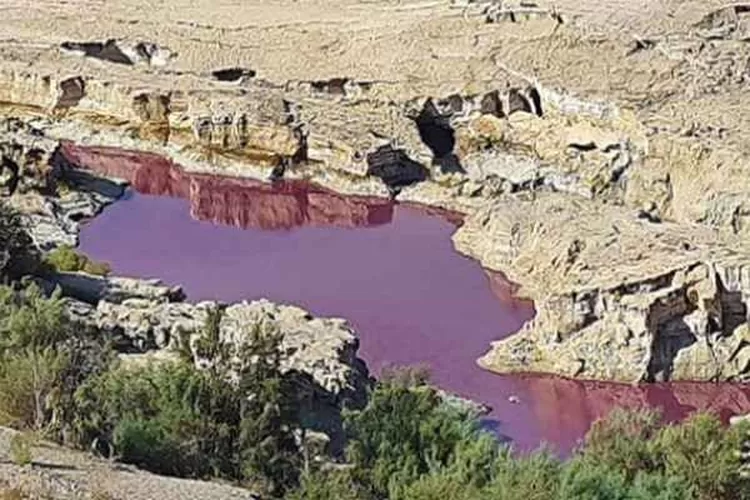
3, 0, 750, 383
453, 193, 750, 382
52, 270, 370, 405
49, 270, 371, 452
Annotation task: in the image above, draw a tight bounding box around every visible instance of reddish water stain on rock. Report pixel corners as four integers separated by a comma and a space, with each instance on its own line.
66, 143, 750, 453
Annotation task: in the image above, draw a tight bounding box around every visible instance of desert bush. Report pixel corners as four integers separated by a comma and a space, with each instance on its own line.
577, 408, 662, 479
344, 376, 496, 500
578, 409, 750, 500
0, 348, 69, 430
295, 377, 743, 500
74, 360, 243, 478
556, 459, 693, 500
9, 432, 34, 467
42, 245, 111, 276
482, 449, 561, 500
0, 283, 112, 440
0, 203, 37, 281
0, 284, 71, 429
287, 469, 372, 500
653, 413, 749, 500
74, 316, 301, 497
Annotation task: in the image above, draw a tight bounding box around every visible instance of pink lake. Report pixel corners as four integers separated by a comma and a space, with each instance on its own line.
67, 144, 750, 453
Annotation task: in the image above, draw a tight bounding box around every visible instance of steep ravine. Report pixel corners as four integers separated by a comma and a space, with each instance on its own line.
2, 113, 750, 451
3, 0, 750, 386
63, 143, 750, 452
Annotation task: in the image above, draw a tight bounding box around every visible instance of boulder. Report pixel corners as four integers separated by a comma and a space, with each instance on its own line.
49, 271, 184, 305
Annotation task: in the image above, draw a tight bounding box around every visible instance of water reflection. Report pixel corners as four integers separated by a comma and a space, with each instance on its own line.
61, 142, 394, 231
514, 375, 750, 452
68, 142, 750, 452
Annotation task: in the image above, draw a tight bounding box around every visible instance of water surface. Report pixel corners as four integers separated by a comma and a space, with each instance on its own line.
69, 144, 750, 453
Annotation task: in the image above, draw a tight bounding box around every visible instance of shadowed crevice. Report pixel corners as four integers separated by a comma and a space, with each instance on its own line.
411, 99, 465, 175
61, 40, 133, 65
212, 67, 257, 82
366, 145, 429, 192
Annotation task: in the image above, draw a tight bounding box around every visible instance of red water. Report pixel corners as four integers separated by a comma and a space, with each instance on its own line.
67, 144, 750, 453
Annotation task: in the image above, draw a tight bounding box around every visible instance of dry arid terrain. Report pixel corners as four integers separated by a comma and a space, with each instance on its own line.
3, 0, 750, 496
2, 4, 750, 495
0, 427, 261, 499
3, 0, 750, 374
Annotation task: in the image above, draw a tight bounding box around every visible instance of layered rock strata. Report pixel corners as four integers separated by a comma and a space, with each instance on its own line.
454, 193, 750, 381
60, 143, 395, 230
2, 0, 750, 383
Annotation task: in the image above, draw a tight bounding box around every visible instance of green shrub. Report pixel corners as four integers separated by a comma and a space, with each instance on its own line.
0, 202, 37, 281
556, 460, 631, 500
344, 376, 496, 500
0, 348, 69, 430
74, 360, 242, 478
627, 472, 695, 500
579, 409, 749, 500
0, 283, 112, 440
653, 413, 749, 500
43, 245, 110, 276
483, 449, 561, 500
287, 469, 372, 500
74, 317, 301, 497
9, 432, 34, 467
400, 472, 483, 500
0, 285, 72, 430
577, 408, 662, 480
112, 418, 179, 473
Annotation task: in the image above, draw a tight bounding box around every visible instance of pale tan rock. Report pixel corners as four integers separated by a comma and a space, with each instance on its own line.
457, 192, 750, 381
3, 0, 750, 386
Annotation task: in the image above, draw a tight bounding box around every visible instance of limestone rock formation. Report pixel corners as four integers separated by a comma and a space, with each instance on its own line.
60, 142, 395, 230
49, 271, 185, 306
3, 0, 750, 385
454, 193, 750, 381
0, 118, 124, 249
0, 118, 58, 195
60, 273, 369, 405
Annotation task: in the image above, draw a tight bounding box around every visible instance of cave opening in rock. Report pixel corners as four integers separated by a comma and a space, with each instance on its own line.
411, 99, 465, 175
60, 40, 134, 65
366, 145, 429, 191
0, 156, 19, 195
212, 68, 257, 82
56, 77, 86, 109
